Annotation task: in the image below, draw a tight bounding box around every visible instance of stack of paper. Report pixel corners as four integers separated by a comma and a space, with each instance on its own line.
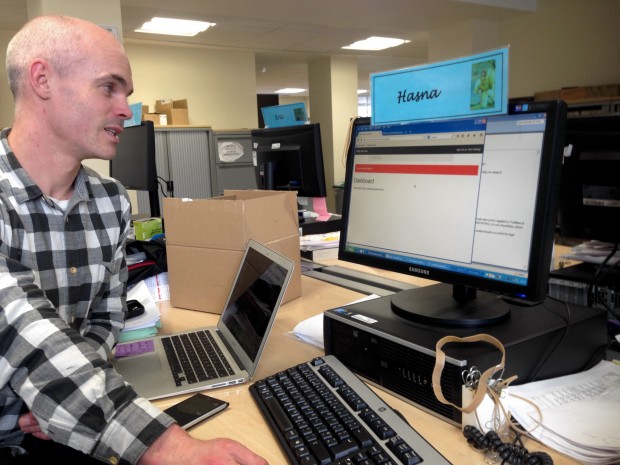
300, 232, 340, 261
142, 271, 170, 302
561, 241, 619, 266
119, 280, 161, 343
300, 231, 340, 251
507, 360, 620, 464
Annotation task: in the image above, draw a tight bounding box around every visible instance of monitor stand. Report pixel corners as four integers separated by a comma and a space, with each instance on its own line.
390, 283, 511, 328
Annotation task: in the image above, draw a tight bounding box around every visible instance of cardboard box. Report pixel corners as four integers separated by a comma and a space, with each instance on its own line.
164, 190, 301, 314
560, 86, 589, 102
143, 113, 167, 125
564, 84, 620, 101
535, 84, 620, 102
155, 99, 189, 125
133, 217, 163, 241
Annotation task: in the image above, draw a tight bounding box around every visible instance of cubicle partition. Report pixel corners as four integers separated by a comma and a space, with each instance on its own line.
137, 127, 257, 215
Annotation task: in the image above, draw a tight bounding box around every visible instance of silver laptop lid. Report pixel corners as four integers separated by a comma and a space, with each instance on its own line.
216, 239, 294, 378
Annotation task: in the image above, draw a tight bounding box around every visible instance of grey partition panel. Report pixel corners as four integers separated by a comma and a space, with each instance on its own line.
215, 164, 258, 193
167, 129, 212, 199
210, 130, 258, 196
137, 127, 213, 216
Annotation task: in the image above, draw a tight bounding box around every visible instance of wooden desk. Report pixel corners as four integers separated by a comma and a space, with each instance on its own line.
152, 275, 580, 465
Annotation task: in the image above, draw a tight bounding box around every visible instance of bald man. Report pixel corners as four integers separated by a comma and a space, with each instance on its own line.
0, 15, 267, 465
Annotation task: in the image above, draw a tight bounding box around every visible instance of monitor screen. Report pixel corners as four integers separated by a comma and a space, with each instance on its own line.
338, 100, 567, 327
251, 123, 327, 198
558, 114, 620, 243
110, 120, 157, 192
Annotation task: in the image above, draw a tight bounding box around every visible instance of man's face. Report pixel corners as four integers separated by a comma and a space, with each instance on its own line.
49, 32, 134, 162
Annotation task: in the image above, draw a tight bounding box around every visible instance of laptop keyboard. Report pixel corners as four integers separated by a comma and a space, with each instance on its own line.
161, 330, 235, 386
250, 355, 451, 465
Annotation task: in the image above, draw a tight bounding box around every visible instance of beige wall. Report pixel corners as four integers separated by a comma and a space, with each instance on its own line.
308, 56, 358, 208
500, 0, 620, 98
125, 42, 258, 130
428, 0, 620, 99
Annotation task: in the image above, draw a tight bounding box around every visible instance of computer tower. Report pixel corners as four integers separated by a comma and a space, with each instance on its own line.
324, 292, 608, 426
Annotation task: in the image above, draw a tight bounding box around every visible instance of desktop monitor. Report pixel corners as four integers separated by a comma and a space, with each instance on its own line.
251, 123, 327, 198
110, 120, 160, 217
338, 100, 568, 327
558, 114, 620, 243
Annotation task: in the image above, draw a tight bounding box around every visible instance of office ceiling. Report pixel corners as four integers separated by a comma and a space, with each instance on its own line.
0, 0, 536, 95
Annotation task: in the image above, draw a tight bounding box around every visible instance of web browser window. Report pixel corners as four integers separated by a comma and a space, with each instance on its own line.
344, 113, 547, 285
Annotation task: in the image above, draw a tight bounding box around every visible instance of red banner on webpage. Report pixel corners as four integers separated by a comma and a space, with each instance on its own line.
354, 164, 479, 176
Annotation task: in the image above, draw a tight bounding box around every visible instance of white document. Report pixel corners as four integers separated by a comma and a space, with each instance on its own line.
300, 232, 340, 251
293, 312, 325, 349
508, 360, 620, 464
142, 271, 170, 302
292, 294, 380, 349
561, 240, 620, 266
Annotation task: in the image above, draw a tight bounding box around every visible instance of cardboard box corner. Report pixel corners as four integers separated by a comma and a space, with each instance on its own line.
155, 99, 189, 125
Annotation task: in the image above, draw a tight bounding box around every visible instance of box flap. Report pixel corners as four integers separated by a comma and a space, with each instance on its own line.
155, 99, 173, 112
163, 191, 299, 251
172, 99, 188, 110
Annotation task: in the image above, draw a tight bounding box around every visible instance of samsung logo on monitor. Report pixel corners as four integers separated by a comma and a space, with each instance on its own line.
409, 267, 430, 276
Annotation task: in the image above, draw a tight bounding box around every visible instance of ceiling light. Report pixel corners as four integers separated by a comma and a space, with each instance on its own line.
276, 88, 306, 94
357, 89, 368, 94
136, 17, 215, 37
343, 36, 410, 51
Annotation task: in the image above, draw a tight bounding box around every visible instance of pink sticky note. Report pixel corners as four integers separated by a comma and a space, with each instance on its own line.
312, 197, 331, 221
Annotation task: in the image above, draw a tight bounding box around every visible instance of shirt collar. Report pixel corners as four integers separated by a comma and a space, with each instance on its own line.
0, 127, 93, 204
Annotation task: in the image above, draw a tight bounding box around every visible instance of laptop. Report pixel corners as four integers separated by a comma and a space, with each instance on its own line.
113, 239, 295, 400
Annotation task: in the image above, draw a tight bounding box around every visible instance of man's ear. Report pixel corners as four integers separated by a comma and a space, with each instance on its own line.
29, 59, 52, 100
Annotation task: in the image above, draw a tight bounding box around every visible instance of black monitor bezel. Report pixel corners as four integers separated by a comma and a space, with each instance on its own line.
251, 123, 327, 198
338, 100, 568, 304
110, 120, 157, 192
558, 114, 620, 243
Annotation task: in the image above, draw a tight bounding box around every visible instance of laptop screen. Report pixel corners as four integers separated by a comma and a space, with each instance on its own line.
218, 243, 292, 366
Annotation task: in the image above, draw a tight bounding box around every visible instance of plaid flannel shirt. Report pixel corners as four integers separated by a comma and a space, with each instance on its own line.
0, 128, 174, 464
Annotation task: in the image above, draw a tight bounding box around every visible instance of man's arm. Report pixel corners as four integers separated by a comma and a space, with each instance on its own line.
77, 180, 132, 359
19, 414, 270, 465
0, 176, 172, 463
0, 255, 174, 462
138, 425, 268, 465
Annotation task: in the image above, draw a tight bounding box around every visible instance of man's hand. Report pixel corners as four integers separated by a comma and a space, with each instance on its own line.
18, 412, 50, 441
139, 424, 268, 465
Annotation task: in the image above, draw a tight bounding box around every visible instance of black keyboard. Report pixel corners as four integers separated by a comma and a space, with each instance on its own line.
161, 330, 234, 386
250, 355, 452, 465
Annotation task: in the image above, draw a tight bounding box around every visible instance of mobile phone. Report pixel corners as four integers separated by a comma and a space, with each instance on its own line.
164, 393, 229, 430
126, 300, 145, 319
